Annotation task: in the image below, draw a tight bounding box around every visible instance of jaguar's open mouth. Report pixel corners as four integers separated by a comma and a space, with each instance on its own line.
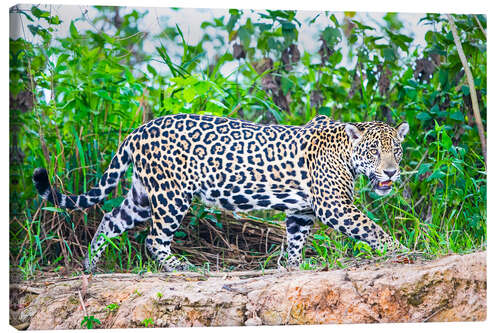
368, 173, 395, 195
373, 179, 393, 195
376, 180, 393, 190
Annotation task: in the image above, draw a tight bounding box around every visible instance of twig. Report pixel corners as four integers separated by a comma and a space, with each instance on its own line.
400, 149, 429, 189
201, 217, 233, 249
276, 241, 285, 269
78, 290, 87, 317
227, 103, 242, 118
473, 15, 486, 40
413, 196, 425, 208
447, 14, 487, 168
80, 273, 89, 299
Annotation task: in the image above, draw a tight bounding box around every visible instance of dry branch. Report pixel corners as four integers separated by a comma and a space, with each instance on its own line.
15, 205, 289, 272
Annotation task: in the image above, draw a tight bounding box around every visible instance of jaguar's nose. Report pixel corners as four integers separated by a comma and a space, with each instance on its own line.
383, 169, 396, 178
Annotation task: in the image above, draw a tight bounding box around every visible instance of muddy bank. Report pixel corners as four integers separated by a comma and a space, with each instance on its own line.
10, 252, 486, 329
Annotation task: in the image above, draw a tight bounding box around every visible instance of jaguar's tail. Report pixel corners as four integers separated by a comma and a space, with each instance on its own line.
33, 137, 132, 209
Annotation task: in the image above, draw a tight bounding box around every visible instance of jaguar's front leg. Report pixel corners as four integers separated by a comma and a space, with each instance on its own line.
314, 198, 405, 253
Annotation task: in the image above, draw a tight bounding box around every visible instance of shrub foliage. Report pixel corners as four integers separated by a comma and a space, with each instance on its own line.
9, 6, 486, 276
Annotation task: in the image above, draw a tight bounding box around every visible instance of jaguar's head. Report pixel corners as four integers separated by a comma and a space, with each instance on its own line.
345, 121, 409, 196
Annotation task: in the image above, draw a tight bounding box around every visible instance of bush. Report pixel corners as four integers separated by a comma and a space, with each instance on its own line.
9, 6, 486, 275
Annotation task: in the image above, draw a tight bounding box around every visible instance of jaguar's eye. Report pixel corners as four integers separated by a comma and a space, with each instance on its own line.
370, 149, 379, 156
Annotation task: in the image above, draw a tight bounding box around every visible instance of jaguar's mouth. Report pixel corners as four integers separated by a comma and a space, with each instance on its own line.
368, 173, 395, 195
376, 180, 393, 190
372, 178, 393, 195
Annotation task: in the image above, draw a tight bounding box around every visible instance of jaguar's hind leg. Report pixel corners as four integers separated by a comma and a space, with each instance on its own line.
146, 191, 193, 272
84, 175, 151, 272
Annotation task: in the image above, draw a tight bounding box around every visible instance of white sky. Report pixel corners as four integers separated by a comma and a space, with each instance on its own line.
10, 4, 432, 78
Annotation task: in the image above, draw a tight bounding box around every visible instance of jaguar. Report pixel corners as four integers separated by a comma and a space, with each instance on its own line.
33, 113, 409, 272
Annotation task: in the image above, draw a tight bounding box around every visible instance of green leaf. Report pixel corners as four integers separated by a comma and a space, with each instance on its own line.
417, 163, 432, 177
194, 81, 211, 95
96, 89, 112, 101
227, 14, 239, 33
156, 45, 185, 77
238, 26, 251, 47
313, 234, 327, 241
56, 54, 70, 68
48, 15, 61, 25
85, 47, 101, 60
96, 234, 121, 252
42, 207, 67, 214
351, 19, 374, 31
31, 6, 49, 19
416, 112, 431, 121
175, 231, 187, 238
318, 106, 331, 116
256, 23, 272, 31
281, 76, 294, 94
425, 30, 435, 44
429, 104, 440, 114
205, 214, 219, 224
441, 129, 452, 150
102, 197, 124, 212
281, 21, 297, 44
329, 14, 339, 26
182, 86, 197, 103
69, 21, 78, 39
322, 27, 342, 47
450, 111, 464, 121
438, 69, 448, 87
428, 169, 446, 181
329, 50, 343, 66
461, 85, 470, 96
17, 9, 34, 22
382, 47, 396, 62
27, 24, 40, 36
207, 99, 228, 112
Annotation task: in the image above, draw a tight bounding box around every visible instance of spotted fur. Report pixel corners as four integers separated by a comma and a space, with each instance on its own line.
33, 114, 409, 271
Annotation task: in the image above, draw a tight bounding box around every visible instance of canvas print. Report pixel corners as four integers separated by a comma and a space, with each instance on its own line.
9, 3, 486, 329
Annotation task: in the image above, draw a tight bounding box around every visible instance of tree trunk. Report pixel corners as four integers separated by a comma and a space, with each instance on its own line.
10, 252, 486, 329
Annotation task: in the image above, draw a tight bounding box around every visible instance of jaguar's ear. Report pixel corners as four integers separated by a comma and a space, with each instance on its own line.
396, 122, 409, 141
345, 123, 363, 143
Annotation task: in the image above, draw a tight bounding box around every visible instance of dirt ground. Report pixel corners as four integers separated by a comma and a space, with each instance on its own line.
9, 251, 486, 329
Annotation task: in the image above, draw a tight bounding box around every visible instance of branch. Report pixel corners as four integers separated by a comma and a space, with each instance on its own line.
78, 290, 88, 317
474, 15, 487, 40
447, 14, 487, 168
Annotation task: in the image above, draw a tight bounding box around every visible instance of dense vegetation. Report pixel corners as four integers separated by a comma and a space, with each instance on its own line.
9, 5, 486, 278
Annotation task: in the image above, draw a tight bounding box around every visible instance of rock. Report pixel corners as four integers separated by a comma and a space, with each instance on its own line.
9, 252, 486, 328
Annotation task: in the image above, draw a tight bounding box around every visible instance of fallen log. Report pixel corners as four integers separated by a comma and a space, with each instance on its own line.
10, 251, 486, 329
